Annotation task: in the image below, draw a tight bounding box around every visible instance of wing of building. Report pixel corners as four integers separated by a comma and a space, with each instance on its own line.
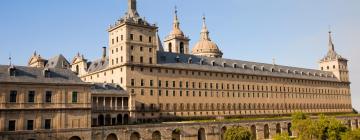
27, 0, 352, 124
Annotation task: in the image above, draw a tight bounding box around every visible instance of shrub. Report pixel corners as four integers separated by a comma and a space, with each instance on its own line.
224, 126, 253, 140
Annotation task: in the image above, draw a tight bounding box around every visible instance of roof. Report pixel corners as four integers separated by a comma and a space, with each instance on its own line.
86, 58, 109, 73
0, 65, 86, 85
91, 83, 128, 95
46, 54, 70, 69
157, 51, 338, 82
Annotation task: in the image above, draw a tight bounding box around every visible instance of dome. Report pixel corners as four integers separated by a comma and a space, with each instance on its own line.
171, 28, 184, 37
191, 16, 223, 58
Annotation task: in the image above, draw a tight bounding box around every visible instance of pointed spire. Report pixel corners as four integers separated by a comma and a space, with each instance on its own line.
126, 0, 139, 18
328, 30, 335, 52
200, 15, 210, 40
173, 6, 180, 30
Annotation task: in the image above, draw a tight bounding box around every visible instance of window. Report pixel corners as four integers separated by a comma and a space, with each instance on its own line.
9, 90, 17, 103
158, 80, 162, 87
149, 48, 152, 52
149, 36, 152, 43
141, 79, 145, 86
149, 57, 153, 64
140, 57, 143, 63
45, 91, 52, 103
130, 34, 134, 40
112, 39, 114, 44
168, 43, 172, 52
28, 91, 35, 103
8, 120, 15, 131
44, 119, 51, 129
131, 79, 135, 86
140, 47, 143, 51
150, 80, 154, 87
72, 92, 78, 103
27, 120, 34, 130
150, 90, 153, 96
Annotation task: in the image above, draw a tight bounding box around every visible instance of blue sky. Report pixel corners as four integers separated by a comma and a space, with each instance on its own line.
0, 0, 359, 111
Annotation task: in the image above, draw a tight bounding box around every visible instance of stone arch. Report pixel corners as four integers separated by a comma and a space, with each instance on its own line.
220, 126, 227, 140
106, 133, 118, 140
98, 114, 104, 126
124, 114, 129, 124
117, 114, 122, 125
152, 131, 161, 140
250, 125, 257, 139
287, 123, 292, 136
105, 114, 111, 125
180, 42, 184, 54
276, 123, 281, 134
130, 132, 141, 140
264, 124, 270, 139
69, 136, 81, 140
172, 128, 181, 140
198, 128, 206, 140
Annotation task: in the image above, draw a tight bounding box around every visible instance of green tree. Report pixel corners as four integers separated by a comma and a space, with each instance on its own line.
291, 112, 316, 140
273, 132, 292, 140
224, 126, 253, 140
341, 129, 360, 140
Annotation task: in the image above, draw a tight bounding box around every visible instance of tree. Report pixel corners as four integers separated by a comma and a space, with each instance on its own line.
224, 126, 253, 140
273, 132, 292, 140
341, 129, 360, 140
291, 112, 316, 140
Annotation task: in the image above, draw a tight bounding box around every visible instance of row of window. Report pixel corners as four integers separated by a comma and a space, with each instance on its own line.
136, 89, 349, 100
7, 119, 51, 131
111, 34, 153, 45
130, 79, 349, 95
129, 66, 348, 87
7, 90, 78, 103
130, 56, 153, 64
138, 103, 352, 111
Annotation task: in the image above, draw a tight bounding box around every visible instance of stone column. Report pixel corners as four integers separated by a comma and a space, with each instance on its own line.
122, 97, 124, 110
110, 97, 113, 109
115, 97, 118, 110
96, 97, 99, 110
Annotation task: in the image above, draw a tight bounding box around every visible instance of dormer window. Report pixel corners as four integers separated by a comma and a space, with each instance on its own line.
233, 63, 237, 68
222, 62, 226, 67
252, 65, 256, 71
211, 61, 215, 66
200, 59, 204, 65
44, 69, 51, 78
242, 64, 247, 69
270, 68, 275, 72
261, 66, 265, 71
175, 55, 180, 63
188, 57, 192, 64
8, 66, 16, 76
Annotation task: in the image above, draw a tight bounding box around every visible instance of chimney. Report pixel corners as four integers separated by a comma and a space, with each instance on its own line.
101, 47, 107, 64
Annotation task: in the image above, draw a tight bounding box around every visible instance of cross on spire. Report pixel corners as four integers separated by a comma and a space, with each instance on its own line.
328, 30, 335, 52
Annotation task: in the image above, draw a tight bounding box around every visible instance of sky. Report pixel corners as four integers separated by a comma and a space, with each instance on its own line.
0, 0, 359, 111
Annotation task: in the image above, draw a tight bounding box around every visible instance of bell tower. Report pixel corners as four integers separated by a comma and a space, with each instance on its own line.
319, 31, 349, 82
164, 7, 190, 54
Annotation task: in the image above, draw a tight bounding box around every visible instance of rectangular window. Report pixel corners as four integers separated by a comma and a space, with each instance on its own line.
158, 90, 162, 96
131, 79, 135, 86
150, 80, 153, 87
130, 34, 134, 40
165, 81, 169, 87
72, 92, 78, 103
141, 79, 145, 86
28, 91, 35, 103
158, 80, 162, 87
150, 90, 153, 96
8, 120, 15, 131
149, 36, 152, 43
141, 89, 144, 95
44, 119, 51, 129
149, 48, 152, 52
149, 57, 153, 64
45, 91, 52, 103
172, 81, 176, 88
9, 90, 17, 103
27, 120, 34, 130
139, 35, 143, 42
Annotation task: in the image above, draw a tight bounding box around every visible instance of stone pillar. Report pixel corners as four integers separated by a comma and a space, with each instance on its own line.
115, 97, 118, 110
110, 97, 113, 109
122, 97, 124, 110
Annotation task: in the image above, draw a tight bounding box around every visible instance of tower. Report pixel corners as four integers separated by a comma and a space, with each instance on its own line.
108, 0, 158, 68
319, 31, 349, 82
191, 16, 223, 58
164, 7, 190, 54
71, 53, 88, 76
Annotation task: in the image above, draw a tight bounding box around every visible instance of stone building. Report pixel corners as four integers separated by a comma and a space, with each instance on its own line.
71, 0, 352, 124
0, 65, 92, 140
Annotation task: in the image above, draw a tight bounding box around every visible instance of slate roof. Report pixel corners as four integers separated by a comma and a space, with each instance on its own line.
91, 83, 128, 95
156, 52, 338, 82
45, 54, 70, 69
0, 65, 86, 85
86, 58, 109, 73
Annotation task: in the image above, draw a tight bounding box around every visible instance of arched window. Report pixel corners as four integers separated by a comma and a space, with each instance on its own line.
180, 42, 185, 54
76, 65, 79, 75
168, 43, 172, 52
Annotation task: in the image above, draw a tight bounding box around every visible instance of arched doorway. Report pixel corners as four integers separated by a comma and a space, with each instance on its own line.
179, 42, 184, 54
105, 114, 111, 125
220, 126, 226, 140
287, 123, 292, 136
117, 114, 122, 125
98, 114, 104, 126
198, 128, 206, 140
251, 125, 257, 140
152, 131, 161, 140
264, 124, 270, 139
69, 136, 81, 140
130, 132, 140, 140
106, 134, 118, 140
276, 123, 281, 134
124, 114, 129, 124
172, 129, 181, 140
